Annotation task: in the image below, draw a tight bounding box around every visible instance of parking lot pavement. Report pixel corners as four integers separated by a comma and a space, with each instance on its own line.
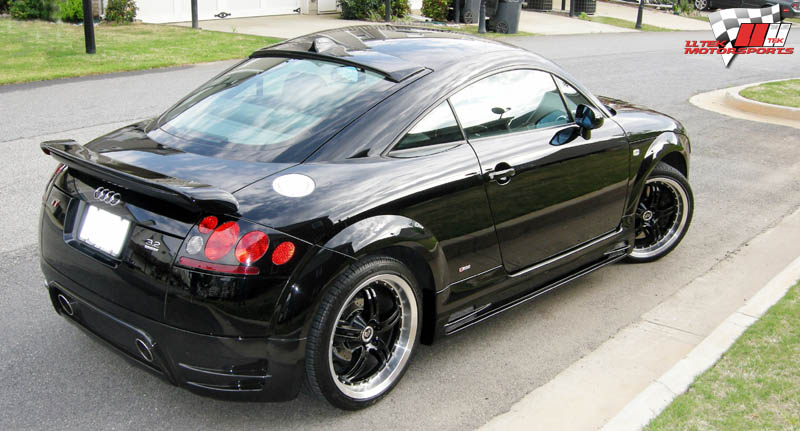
1, 31, 799, 431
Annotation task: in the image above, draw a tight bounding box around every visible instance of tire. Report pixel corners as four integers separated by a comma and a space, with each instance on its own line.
304, 256, 422, 410
463, 10, 474, 24
694, 0, 708, 10
626, 162, 693, 263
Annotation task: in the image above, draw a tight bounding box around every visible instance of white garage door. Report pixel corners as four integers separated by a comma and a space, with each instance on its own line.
136, 0, 301, 24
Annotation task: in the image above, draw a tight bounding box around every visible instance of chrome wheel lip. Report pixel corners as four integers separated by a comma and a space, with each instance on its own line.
328, 273, 417, 400
631, 177, 689, 259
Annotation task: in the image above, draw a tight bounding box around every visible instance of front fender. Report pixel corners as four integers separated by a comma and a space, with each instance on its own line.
270, 215, 446, 340
626, 132, 690, 216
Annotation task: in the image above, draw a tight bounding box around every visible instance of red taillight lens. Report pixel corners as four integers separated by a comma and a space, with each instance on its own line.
272, 241, 296, 265
198, 216, 218, 234
235, 231, 269, 264
178, 257, 259, 275
205, 221, 239, 260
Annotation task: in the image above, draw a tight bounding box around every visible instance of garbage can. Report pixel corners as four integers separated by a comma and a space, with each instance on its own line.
573, 0, 596, 14
459, 0, 481, 23
525, 0, 552, 11
488, 0, 523, 33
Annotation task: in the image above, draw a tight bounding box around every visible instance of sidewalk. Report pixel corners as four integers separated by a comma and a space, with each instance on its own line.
550, 0, 709, 31
479, 205, 800, 430
172, 8, 638, 39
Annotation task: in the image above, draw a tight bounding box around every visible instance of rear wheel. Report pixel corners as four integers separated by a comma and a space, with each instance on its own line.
304, 256, 421, 410
627, 163, 693, 263
695, 0, 708, 10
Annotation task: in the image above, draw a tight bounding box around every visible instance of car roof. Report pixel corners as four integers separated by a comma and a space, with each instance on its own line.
253, 25, 539, 82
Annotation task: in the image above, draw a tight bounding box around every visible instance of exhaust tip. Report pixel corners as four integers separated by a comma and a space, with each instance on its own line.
135, 338, 154, 363
56, 294, 74, 316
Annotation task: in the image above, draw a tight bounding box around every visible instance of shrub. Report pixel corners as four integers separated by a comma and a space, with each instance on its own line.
340, 0, 410, 20
421, 0, 448, 22
672, 0, 694, 15
9, 0, 55, 19
1, 0, 8, 13
105, 0, 136, 23
57, 0, 81, 22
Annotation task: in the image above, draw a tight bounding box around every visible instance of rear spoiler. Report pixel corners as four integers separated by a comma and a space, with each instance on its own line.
41, 140, 239, 215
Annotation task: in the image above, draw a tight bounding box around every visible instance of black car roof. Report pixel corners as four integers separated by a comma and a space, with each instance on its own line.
252, 25, 525, 82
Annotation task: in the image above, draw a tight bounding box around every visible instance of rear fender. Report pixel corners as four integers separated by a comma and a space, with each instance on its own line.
270, 215, 446, 340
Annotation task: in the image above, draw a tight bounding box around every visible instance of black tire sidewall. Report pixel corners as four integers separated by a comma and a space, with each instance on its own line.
304, 256, 422, 410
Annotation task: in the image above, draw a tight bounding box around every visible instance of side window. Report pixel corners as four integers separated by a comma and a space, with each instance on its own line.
554, 76, 593, 119
394, 102, 464, 151
450, 69, 570, 140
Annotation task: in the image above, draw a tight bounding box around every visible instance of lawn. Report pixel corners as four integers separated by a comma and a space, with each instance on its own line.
740, 79, 800, 109
0, 18, 282, 85
452, 24, 540, 38
580, 15, 674, 31
646, 281, 800, 431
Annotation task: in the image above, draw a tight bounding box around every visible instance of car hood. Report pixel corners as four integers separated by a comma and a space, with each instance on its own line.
83, 122, 295, 194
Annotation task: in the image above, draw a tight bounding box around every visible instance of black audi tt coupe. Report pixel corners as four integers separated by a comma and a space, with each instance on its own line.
39, 25, 693, 409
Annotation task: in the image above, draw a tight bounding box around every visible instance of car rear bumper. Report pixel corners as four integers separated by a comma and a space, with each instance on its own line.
42, 260, 306, 401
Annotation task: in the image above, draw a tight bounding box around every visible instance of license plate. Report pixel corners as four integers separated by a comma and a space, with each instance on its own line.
78, 205, 132, 257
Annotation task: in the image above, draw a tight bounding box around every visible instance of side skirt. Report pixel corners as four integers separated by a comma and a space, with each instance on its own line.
443, 251, 628, 335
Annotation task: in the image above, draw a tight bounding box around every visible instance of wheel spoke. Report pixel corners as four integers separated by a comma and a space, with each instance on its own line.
376, 306, 401, 335
334, 321, 363, 342
340, 346, 369, 383
363, 287, 380, 322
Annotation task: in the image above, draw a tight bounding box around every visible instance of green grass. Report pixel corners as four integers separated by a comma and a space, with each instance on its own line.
451, 24, 540, 38
579, 15, 675, 31
683, 14, 710, 22
0, 18, 282, 85
786, 17, 800, 24
646, 281, 800, 431
740, 79, 800, 109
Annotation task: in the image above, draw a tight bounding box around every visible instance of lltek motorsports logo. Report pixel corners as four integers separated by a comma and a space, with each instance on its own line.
684, 4, 793, 67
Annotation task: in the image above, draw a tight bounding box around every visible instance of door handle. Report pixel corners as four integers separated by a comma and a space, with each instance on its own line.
488, 167, 516, 184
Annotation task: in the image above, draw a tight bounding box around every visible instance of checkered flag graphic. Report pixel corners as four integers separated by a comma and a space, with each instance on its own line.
709, 4, 784, 67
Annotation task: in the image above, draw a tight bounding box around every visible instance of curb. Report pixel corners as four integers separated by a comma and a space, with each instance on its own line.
600, 255, 800, 431
725, 79, 800, 123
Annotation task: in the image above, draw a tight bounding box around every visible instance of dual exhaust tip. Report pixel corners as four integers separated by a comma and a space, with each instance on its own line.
55, 292, 154, 363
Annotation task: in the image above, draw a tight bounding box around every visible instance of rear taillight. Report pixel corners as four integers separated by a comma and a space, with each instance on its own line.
235, 231, 269, 264
205, 221, 239, 261
177, 216, 299, 276
272, 241, 296, 265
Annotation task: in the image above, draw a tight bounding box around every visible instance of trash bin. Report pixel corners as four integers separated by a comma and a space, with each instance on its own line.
573, 0, 596, 14
488, 0, 523, 33
526, 0, 552, 11
459, 0, 482, 24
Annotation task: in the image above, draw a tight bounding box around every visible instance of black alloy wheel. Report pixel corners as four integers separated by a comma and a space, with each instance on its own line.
628, 163, 693, 263
305, 256, 421, 410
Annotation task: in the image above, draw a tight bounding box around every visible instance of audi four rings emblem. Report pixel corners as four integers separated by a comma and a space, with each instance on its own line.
93, 187, 122, 206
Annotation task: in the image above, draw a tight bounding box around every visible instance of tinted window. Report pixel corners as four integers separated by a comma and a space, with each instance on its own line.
394, 102, 463, 151
450, 70, 570, 140
158, 57, 391, 154
555, 77, 593, 120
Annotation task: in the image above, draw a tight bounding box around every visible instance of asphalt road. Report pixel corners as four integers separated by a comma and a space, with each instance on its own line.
1, 31, 799, 430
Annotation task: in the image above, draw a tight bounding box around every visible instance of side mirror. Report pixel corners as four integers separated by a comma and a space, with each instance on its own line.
575, 104, 604, 131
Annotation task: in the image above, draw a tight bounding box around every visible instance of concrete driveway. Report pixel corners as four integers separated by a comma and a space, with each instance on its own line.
1, 30, 799, 430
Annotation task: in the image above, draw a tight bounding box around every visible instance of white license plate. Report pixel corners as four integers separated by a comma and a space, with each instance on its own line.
78, 205, 132, 257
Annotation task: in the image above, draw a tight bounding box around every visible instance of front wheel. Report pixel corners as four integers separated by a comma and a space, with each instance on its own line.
304, 256, 421, 410
695, 0, 708, 10
627, 163, 693, 263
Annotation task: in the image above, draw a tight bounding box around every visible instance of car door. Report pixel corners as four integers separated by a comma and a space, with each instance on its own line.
449, 69, 629, 273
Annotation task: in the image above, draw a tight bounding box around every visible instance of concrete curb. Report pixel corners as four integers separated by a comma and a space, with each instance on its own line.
725, 79, 800, 123
600, 255, 800, 431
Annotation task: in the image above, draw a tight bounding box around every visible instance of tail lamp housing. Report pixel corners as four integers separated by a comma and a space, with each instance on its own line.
176, 216, 304, 276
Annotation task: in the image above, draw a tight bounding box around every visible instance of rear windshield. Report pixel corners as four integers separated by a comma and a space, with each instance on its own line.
155, 56, 393, 162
